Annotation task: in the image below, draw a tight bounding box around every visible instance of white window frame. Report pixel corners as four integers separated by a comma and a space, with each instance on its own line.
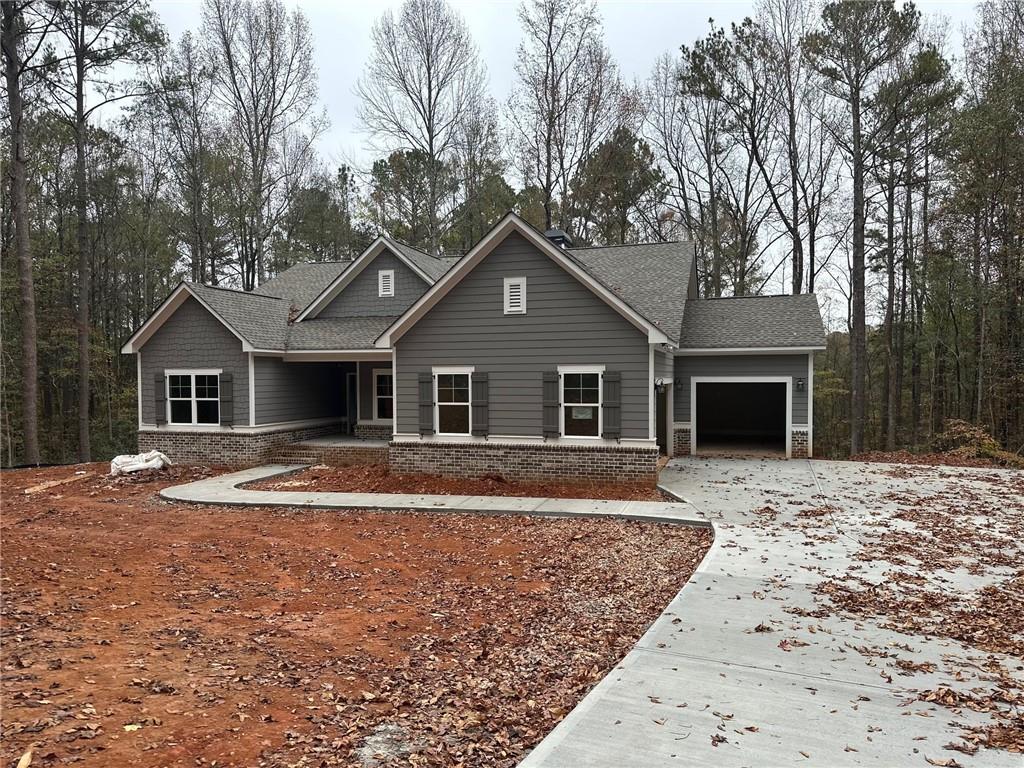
433, 366, 474, 436
166, 368, 222, 426
503, 276, 527, 314
557, 365, 604, 439
372, 368, 394, 422
378, 269, 395, 297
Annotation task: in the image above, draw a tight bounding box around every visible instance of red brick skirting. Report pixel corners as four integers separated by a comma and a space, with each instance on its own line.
138, 423, 342, 467
673, 427, 692, 456
354, 423, 392, 440
791, 428, 809, 458
388, 440, 659, 485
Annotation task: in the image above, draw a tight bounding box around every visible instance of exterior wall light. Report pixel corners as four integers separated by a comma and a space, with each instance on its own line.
796, 377, 806, 391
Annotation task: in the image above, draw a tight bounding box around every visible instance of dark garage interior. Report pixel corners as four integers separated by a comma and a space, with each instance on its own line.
695, 382, 786, 454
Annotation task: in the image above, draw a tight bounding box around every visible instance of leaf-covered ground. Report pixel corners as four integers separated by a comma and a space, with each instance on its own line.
1, 464, 710, 767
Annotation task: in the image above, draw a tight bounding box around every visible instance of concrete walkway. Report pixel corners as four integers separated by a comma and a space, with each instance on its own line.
160, 460, 1021, 767
159, 464, 711, 524
521, 458, 1021, 768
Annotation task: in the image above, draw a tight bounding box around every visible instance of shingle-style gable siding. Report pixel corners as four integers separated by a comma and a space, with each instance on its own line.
674, 354, 809, 424
319, 250, 427, 318
394, 231, 651, 438
139, 296, 249, 426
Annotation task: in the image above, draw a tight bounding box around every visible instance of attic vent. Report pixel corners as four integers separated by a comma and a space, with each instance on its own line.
378, 269, 394, 297
504, 276, 526, 315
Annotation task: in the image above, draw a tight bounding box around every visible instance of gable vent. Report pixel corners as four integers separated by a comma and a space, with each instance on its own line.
504, 276, 526, 314
378, 269, 394, 297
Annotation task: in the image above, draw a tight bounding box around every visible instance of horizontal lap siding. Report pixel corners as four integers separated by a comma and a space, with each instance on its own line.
395, 232, 650, 438
674, 354, 809, 424
358, 361, 392, 421
253, 358, 346, 424
655, 349, 673, 381
139, 296, 249, 426
320, 249, 427, 318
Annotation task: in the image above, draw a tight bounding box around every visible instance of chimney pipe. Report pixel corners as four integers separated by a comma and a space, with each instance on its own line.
544, 228, 573, 249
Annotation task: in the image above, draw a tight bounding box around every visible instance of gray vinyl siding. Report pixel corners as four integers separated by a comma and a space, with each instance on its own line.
320, 250, 428, 318
358, 361, 392, 421
253, 357, 347, 424
674, 354, 810, 424
395, 231, 651, 438
139, 296, 249, 426
655, 349, 673, 382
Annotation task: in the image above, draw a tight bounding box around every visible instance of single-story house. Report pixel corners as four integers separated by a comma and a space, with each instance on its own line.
121, 212, 826, 482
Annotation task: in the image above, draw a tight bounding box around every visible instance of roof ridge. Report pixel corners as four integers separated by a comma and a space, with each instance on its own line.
188, 281, 285, 300
570, 241, 682, 251
699, 293, 811, 301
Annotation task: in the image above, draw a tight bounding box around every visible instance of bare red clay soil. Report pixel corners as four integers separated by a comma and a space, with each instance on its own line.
245, 463, 665, 500
1, 463, 710, 767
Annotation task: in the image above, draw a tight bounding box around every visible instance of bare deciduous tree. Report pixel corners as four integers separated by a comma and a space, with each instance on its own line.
357, 0, 485, 256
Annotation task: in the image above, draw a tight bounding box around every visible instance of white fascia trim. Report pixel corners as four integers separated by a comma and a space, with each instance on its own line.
140, 416, 343, 434
674, 346, 826, 356
690, 375, 793, 458
248, 353, 256, 427
120, 282, 255, 354
298, 237, 433, 321
375, 213, 670, 348
392, 433, 657, 449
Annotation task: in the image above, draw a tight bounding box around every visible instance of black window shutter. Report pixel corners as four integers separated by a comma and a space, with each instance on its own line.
542, 371, 559, 438
602, 371, 621, 439
220, 372, 234, 426
471, 371, 489, 436
154, 372, 166, 425
418, 372, 434, 435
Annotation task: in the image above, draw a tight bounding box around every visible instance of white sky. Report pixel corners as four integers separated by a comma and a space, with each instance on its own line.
151, 0, 978, 171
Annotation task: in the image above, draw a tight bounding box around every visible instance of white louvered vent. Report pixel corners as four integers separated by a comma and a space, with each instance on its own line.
378, 269, 394, 297
504, 276, 526, 314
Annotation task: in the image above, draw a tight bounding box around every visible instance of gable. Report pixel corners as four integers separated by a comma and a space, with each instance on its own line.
319, 249, 426, 318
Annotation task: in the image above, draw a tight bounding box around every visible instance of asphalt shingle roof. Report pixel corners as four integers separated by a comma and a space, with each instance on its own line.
254, 261, 351, 312
678, 294, 826, 349
389, 241, 454, 281
568, 241, 695, 344
187, 283, 290, 350
285, 316, 400, 350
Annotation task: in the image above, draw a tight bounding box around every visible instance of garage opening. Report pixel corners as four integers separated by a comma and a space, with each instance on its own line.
695, 381, 787, 455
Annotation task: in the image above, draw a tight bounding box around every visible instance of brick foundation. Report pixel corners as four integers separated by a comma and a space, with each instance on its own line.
673, 426, 691, 456
791, 428, 809, 458
138, 422, 343, 467
354, 423, 393, 440
309, 444, 389, 466
388, 440, 659, 485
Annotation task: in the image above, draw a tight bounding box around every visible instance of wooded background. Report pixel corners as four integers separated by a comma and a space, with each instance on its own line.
2, 0, 1021, 466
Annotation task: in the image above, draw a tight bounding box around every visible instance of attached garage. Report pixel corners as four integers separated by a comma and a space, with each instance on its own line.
692, 378, 790, 456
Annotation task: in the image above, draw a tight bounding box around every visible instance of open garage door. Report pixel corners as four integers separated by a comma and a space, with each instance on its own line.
694, 380, 788, 456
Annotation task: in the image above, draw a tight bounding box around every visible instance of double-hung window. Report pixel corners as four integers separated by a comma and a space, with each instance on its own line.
167, 370, 220, 425
373, 369, 393, 420
560, 367, 602, 437
434, 368, 472, 435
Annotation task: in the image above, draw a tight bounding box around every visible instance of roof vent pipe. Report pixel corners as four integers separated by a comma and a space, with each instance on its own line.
544, 228, 573, 249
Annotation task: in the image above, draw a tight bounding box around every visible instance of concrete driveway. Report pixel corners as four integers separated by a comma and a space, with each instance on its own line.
521, 458, 1023, 767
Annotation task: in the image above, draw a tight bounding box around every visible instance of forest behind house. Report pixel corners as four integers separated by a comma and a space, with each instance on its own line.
1, 0, 1022, 466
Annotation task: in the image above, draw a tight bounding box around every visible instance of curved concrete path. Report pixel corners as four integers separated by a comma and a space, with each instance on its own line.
161, 460, 1021, 767
159, 464, 711, 525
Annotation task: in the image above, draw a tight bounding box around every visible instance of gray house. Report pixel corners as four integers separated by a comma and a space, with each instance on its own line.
122, 212, 826, 483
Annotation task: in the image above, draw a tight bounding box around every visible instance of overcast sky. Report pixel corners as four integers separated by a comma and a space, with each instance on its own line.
150, 0, 978, 171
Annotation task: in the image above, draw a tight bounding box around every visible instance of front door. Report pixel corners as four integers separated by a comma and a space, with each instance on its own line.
655, 387, 668, 455
346, 372, 358, 435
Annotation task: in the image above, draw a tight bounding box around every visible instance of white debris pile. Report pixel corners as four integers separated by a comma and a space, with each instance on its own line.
110, 450, 172, 476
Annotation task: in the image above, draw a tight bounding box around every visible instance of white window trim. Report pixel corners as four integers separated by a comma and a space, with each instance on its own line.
378, 269, 395, 297
166, 369, 222, 426
503, 276, 527, 314
432, 366, 474, 437
557, 366, 603, 439
372, 368, 394, 422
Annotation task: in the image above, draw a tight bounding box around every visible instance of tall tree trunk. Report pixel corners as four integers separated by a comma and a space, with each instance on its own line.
74, 26, 91, 463
2, 4, 40, 465
850, 87, 867, 454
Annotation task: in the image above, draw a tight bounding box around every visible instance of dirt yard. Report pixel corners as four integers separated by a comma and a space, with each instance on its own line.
1, 463, 710, 767
245, 463, 665, 500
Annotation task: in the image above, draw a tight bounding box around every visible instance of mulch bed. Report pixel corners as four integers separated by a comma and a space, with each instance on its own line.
1, 463, 710, 767
244, 463, 666, 501
851, 449, 1016, 468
